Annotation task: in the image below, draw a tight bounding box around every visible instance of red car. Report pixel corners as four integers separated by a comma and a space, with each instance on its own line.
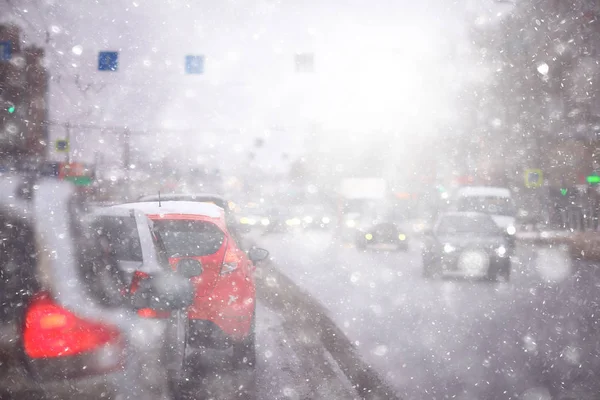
115, 201, 268, 368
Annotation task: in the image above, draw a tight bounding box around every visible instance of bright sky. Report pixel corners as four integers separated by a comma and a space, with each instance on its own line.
1, 0, 510, 171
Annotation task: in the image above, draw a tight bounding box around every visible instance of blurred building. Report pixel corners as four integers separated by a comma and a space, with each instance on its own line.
0, 24, 48, 167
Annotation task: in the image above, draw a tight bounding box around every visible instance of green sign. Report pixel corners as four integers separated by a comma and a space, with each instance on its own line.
587, 174, 600, 185
65, 176, 92, 186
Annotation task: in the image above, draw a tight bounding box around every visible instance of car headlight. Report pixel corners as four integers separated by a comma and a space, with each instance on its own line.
261, 218, 270, 226
495, 245, 507, 257
398, 233, 407, 241
303, 216, 313, 224
322, 217, 331, 224
346, 219, 356, 228
286, 218, 301, 226
506, 225, 516, 235
443, 243, 456, 253
365, 233, 373, 241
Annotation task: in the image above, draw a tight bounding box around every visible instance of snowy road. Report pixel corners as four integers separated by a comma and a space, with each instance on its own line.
177, 301, 359, 400
253, 230, 600, 400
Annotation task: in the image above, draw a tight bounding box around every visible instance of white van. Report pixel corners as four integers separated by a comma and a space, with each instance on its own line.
453, 186, 517, 236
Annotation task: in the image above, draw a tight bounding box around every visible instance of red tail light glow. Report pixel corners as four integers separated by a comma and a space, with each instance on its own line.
221, 243, 242, 275
130, 271, 170, 319
137, 308, 170, 318
24, 293, 122, 359
129, 270, 150, 294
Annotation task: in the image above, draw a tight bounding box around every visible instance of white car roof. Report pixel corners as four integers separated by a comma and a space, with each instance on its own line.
439, 211, 492, 219
113, 201, 223, 219
457, 186, 511, 198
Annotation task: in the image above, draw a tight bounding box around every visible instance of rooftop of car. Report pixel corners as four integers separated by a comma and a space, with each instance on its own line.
137, 193, 228, 209
113, 201, 224, 219
438, 211, 494, 219
456, 186, 511, 198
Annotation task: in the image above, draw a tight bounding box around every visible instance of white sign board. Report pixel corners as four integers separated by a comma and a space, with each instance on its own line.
339, 178, 387, 200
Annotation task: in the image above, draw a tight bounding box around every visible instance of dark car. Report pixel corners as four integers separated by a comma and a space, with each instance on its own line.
356, 221, 409, 251
0, 176, 193, 400
422, 212, 511, 281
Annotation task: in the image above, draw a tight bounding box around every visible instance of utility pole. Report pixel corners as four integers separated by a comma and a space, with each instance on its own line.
123, 128, 131, 199
65, 122, 71, 163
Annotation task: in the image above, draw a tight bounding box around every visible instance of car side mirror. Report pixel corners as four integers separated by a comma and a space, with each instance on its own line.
248, 247, 269, 263
131, 272, 194, 311
177, 258, 203, 278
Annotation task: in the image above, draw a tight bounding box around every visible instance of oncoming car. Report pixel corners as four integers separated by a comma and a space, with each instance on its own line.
114, 201, 269, 369
356, 221, 408, 251
422, 212, 511, 281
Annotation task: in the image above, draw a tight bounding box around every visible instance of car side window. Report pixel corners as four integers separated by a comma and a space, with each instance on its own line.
226, 215, 246, 250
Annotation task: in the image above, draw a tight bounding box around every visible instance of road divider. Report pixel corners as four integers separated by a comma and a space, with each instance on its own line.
254, 259, 402, 400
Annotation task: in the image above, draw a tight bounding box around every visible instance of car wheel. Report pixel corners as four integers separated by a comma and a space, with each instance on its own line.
166, 311, 188, 398
500, 259, 511, 281
232, 312, 256, 369
486, 261, 504, 282
422, 259, 436, 279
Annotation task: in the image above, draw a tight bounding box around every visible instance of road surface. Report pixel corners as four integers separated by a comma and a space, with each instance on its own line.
174, 229, 600, 399
254, 230, 600, 400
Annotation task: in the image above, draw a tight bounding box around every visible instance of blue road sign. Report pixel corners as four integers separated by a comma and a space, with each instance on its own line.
295, 53, 314, 73
98, 51, 119, 71
185, 55, 204, 74
0, 41, 11, 61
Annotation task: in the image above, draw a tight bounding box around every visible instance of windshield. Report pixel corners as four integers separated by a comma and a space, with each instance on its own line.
3, 0, 600, 399
437, 215, 501, 235
457, 196, 516, 217
152, 219, 225, 258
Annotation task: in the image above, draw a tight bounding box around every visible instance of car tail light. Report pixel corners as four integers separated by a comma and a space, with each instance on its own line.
137, 308, 170, 319
129, 270, 150, 294
24, 293, 122, 360
221, 243, 242, 275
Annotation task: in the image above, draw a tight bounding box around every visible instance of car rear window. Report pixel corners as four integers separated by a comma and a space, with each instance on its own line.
152, 220, 225, 257
91, 216, 143, 262
437, 215, 500, 235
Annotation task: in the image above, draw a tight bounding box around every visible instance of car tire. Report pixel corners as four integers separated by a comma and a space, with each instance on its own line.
487, 260, 510, 282
232, 312, 256, 369
500, 259, 511, 281
166, 311, 188, 398
422, 259, 436, 279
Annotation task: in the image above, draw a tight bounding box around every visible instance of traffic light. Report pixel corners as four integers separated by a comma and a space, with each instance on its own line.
0, 28, 34, 161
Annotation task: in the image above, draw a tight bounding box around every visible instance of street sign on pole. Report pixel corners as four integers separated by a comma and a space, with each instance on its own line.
98, 51, 119, 71
524, 168, 543, 188
55, 139, 69, 152
295, 53, 314, 73
0, 41, 11, 61
185, 55, 204, 74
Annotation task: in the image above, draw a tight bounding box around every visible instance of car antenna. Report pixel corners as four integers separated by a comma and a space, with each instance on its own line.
158, 191, 161, 207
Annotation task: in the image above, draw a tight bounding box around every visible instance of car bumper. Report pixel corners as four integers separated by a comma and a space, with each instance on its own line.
187, 276, 255, 344
0, 368, 125, 400
432, 252, 507, 275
